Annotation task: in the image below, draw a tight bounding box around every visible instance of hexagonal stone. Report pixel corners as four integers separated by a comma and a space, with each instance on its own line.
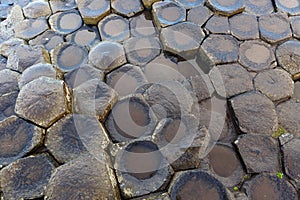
112, 0, 144, 17
23, 0, 52, 18
88, 41, 126, 72
229, 13, 259, 40
235, 134, 280, 173
73, 79, 118, 121
275, 0, 300, 15
244, 0, 274, 15
243, 174, 298, 200
207, 0, 245, 16
77, 0, 110, 25
291, 16, 300, 39
169, 170, 229, 199
199, 34, 239, 65
105, 95, 157, 142
0, 116, 43, 166
19, 63, 56, 89
64, 64, 103, 89
205, 15, 230, 34
174, 0, 205, 9
15, 77, 68, 128
6, 44, 50, 72
206, 144, 245, 187
130, 12, 157, 37
294, 81, 300, 100
49, 0, 77, 13
276, 99, 300, 138
114, 140, 173, 198
152, 1, 186, 28
106, 64, 147, 97
51, 42, 88, 73
45, 154, 120, 199
13, 18, 48, 40
187, 5, 213, 26
190, 74, 214, 101
209, 63, 253, 98
254, 69, 294, 102
276, 40, 300, 77
65, 26, 100, 48
160, 22, 205, 58
230, 92, 278, 135
259, 12, 292, 44
283, 139, 300, 186
124, 37, 161, 66
177, 59, 202, 79
98, 14, 130, 42
239, 40, 275, 72
0, 92, 18, 122
29, 30, 64, 52
0, 154, 55, 199
49, 10, 83, 35
0, 69, 19, 96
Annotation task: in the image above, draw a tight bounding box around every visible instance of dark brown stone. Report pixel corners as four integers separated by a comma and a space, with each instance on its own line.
283, 138, 300, 186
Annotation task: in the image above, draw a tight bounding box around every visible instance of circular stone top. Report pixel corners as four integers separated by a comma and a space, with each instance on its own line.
207, 0, 245, 16
77, 0, 110, 25
275, 0, 300, 15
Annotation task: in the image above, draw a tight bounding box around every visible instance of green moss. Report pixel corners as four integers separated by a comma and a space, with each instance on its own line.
276, 172, 284, 179
272, 126, 286, 138
233, 186, 239, 191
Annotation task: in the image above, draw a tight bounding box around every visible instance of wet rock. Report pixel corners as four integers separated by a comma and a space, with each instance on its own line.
190, 73, 214, 101
282, 139, 300, 186
18, 63, 56, 89
0, 56, 7, 70
124, 37, 161, 66
49, 10, 83, 35
130, 12, 157, 37
229, 13, 259, 40
0, 116, 43, 166
65, 26, 100, 48
88, 41, 126, 72
239, 40, 275, 72
112, 0, 144, 17
205, 15, 230, 34
291, 16, 300, 39
160, 22, 205, 59
209, 63, 253, 98
14, 18, 48, 40
98, 14, 130, 42
254, 69, 294, 102
15, 77, 68, 128
23, 0, 52, 18
131, 192, 170, 200
49, 0, 77, 13
0, 154, 55, 199
73, 79, 118, 121
276, 40, 300, 77
0, 69, 19, 96
276, 99, 300, 138
187, 5, 213, 26
77, 0, 110, 25
64, 64, 104, 89
206, 144, 245, 187
169, 170, 229, 200
106, 64, 147, 97
243, 173, 298, 200
152, 1, 186, 28
259, 12, 292, 44
199, 34, 239, 65
141, 0, 160, 8
174, 0, 205, 9
105, 95, 156, 142
29, 30, 64, 52
51, 42, 88, 73
274, 0, 300, 15
45, 154, 120, 199
244, 0, 274, 15
294, 81, 300, 100
230, 92, 278, 135
0, 92, 18, 122
114, 140, 173, 198
207, 0, 245, 16
235, 134, 280, 173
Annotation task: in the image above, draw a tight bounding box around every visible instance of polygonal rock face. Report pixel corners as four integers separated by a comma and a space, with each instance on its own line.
45, 155, 120, 199
207, 0, 245, 16
282, 139, 300, 185
0, 154, 55, 199
0, 92, 18, 122
23, 0, 52, 18
230, 92, 278, 135
77, 0, 110, 25
235, 134, 280, 173
205, 15, 230, 34
0, 116, 43, 166
190, 73, 214, 101
112, 0, 144, 17
160, 22, 205, 59
49, 0, 77, 13
274, 0, 300, 15
14, 18, 49, 40
0, 69, 19, 96
229, 13, 259, 40
244, 0, 274, 15
187, 5, 213, 26
130, 12, 157, 37
15, 77, 68, 128
254, 69, 294, 101
29, 30, 64, 52
291, 16, 300, 39
65, 26, 100, 48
